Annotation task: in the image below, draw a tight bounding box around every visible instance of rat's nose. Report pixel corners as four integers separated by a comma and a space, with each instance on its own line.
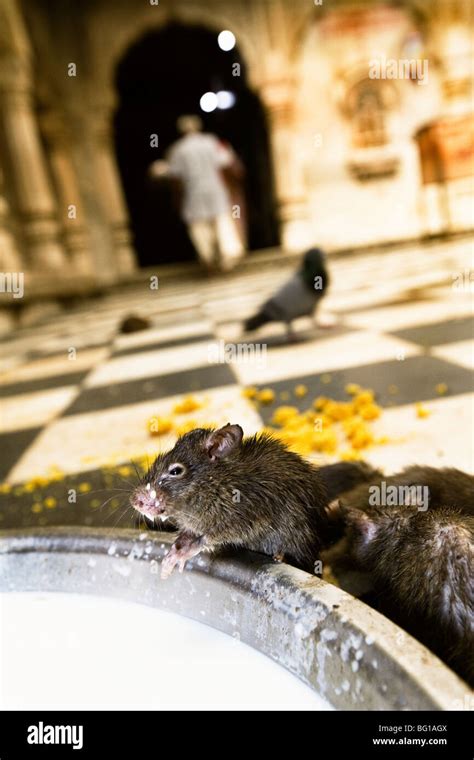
131, 490, 148, 512
130, 485, 165, 516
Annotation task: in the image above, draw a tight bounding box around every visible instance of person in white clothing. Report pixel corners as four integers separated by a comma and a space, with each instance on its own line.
166, 115, 244, 271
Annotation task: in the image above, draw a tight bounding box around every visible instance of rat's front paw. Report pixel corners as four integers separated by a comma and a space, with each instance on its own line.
160, 532, 205, 579
160, 546, 180, 579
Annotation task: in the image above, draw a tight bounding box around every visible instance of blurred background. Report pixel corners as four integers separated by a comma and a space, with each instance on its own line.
0, 0, 472, 287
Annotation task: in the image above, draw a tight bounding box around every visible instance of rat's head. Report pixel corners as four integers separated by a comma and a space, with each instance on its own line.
130, 424, 244, 527
343, 507, 380, 564
341, 504, 411, 566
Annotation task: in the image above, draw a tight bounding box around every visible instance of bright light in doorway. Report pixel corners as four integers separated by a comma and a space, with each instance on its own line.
217, 90, 236, 109
200, 91, 218, 113
217, 30, 236, 51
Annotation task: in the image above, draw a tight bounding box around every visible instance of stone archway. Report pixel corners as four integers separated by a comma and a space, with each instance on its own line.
113, 20, 279, 267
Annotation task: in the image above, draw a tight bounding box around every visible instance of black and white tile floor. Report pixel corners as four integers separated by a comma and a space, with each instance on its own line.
0, 238, 472, 530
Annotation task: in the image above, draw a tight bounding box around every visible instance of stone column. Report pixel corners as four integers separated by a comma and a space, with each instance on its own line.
90, 110, 136, 277
247, 0, 312, 252
259, 65, 312, 252
0, 65, 67, 270
39, 111, 94, 275
0, 166, 22, 272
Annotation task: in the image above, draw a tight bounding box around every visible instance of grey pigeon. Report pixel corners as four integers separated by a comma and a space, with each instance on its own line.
244, 248, 329, 333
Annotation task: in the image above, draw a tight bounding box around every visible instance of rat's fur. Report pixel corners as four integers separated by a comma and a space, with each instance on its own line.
344, 504, 474, 685
338, 465, 474, 516
133, 425, 329, 572
318, 460, 383, 502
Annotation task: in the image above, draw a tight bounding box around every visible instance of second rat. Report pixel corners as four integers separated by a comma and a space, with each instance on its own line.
130, 423, 330, 578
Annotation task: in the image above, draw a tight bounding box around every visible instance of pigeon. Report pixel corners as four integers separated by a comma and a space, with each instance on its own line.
244, 247, 329, 334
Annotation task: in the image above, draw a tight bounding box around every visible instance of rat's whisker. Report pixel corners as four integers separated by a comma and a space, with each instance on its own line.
113, 502, 134, 529
130, 459, 143, 485
94, 493, 126, 513
81, 487, 131, 497
113, 474, 137, 490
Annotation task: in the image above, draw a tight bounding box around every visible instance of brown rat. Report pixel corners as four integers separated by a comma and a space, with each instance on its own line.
340, 503, 474, 686
130, 423, 330, 577
134, 457, 381, 537
332, 465, 474, 516
322, 464, 474, 559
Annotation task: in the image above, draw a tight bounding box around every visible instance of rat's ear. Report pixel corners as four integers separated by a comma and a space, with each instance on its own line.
325, 499, 343, 521
205, 424, 243, 460
344, 507, 378, 544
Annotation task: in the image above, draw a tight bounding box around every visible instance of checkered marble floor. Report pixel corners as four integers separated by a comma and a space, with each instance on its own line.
0, 237, 473, 530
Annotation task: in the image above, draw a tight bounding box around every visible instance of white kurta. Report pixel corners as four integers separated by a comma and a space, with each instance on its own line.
167, 133, 232, 223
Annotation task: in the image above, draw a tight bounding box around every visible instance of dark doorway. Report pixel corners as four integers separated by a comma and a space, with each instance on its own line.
114, 21, 280, 267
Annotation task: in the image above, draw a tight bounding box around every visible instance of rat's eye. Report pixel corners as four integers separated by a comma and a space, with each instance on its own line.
168, 463, 186, 477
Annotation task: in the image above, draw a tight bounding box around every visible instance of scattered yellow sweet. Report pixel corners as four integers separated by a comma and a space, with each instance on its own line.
257, 388, 276, 404
279, 391, 290, 401
271, 406, 300, 426
294, 384, 308, 398
44, 497, 57, 509
0, 483, 12, 494
340, 449, 362, 461
281, 414, 312, 432
311, 429, 338, 454
324, 400, 354, 421
312, 413, 330, 430
147, 416, 173, 436
78, 482, 92, 493
345, 383, 361, 395
313, 396, 329, 411
358, 402, 381, 421
242, 386, 258, 399
343, 418, 374, 449
352, 390, 375, 410
118, 466, 133, 478
173, 396, 204, 414
435, 383, 448, 395
31, 503, 42, 514
416, 403, 431, 419
349, 427, 374, 449
321, 374, 332, 384
273, 430, 314, 456
175, 419, 198, 436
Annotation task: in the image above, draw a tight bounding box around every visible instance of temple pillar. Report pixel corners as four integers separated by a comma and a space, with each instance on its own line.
0, 166, 22, 272
0, 66, 67, 270
90, 110, 136, 277
259, 64, 312, 252
39, 111, 95, 275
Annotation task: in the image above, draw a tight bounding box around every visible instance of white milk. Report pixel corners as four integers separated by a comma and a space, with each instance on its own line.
0, 592, 332, 710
